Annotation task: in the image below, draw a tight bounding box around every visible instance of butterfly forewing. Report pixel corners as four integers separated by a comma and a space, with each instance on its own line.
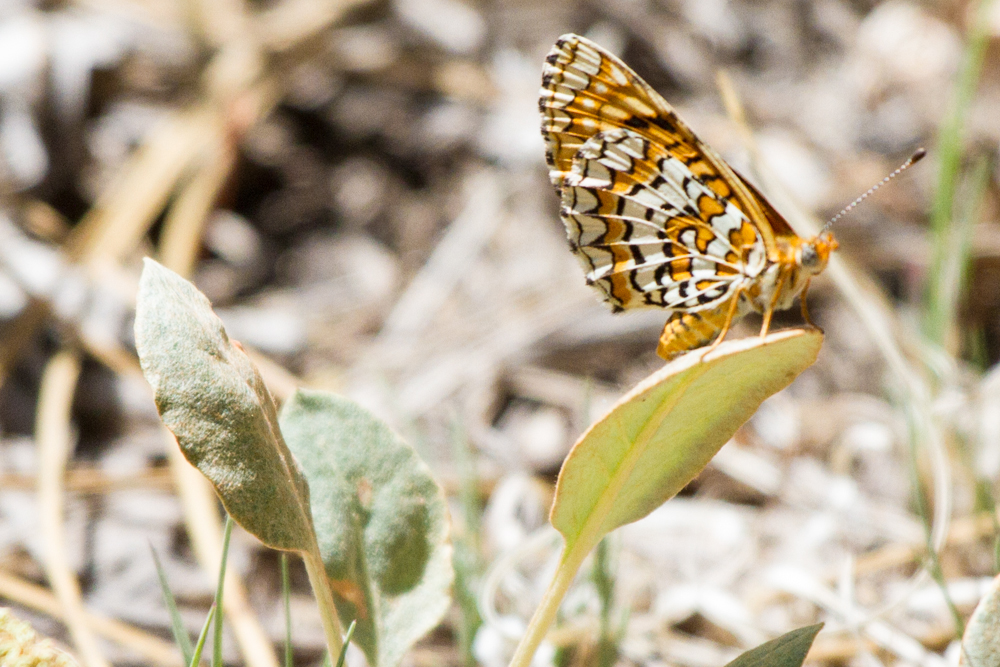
540, 34, 777, 250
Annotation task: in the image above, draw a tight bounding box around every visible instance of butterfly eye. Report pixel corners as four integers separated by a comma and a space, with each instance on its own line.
800, 244, 820, 270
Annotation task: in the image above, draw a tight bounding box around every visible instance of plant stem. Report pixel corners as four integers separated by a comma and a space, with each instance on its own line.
509, 364, 709, 667
507, 537, 591, 667
281, 554, 293, 667
212, 517, 233, 667
302, 548, 345, 660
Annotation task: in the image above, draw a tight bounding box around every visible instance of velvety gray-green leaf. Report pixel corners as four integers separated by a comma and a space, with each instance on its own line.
134, 258, 313, 552
279, 390, 452, 667
723, 624, 823, 667
960, 572, 1000, 666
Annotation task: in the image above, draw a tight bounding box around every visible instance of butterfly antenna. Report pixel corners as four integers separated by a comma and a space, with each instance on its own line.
821, 148, 927, 233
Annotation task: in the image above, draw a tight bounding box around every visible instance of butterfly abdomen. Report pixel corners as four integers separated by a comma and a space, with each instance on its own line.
656, 306, 734, 360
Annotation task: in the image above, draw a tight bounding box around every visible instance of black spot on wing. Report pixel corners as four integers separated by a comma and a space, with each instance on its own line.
615, 196, 626, 217
624, 220, 636, 241
624, 116, 650, 130
651, 115, 679, 132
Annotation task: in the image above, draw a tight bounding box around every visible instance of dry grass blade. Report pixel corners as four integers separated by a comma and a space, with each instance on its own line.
66, 108, 216, 268
0, 466, 174, 493
0, 569, 182, 666
36, 348, 106, 667
254, 0, 376, 52
158, 140, 237, 278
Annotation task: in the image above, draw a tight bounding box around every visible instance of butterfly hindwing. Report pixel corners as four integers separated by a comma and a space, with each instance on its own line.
561, 127, 762, 311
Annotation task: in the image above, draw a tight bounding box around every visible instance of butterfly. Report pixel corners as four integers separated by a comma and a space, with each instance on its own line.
539, 34, 838, 361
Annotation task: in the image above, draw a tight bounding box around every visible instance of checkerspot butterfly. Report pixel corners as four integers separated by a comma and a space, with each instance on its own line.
540, 34, 839, 360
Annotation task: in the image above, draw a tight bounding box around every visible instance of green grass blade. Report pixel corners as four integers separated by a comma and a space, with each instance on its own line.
281, 553, 293, 667
150, 543, 194, 665
592, 537, 618, 667
926, 0, 992, 344
212, 516, 234, 667
930, 152, 990, 355
451, 417, 483, 667
333, 620, 357, 667
189, 605, 216, 667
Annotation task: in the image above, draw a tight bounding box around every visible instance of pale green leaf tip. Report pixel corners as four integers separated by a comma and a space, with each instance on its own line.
550, 328, 822, 540
722, 623, 822, 667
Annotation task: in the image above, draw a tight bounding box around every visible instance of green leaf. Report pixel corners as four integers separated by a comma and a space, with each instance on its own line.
723, 624, 823, 667
279, 389, 453, 667
509, 331, 823, 667
960, 573, 1000, 666
134, 258, 314, 552
551, 329, 822, 547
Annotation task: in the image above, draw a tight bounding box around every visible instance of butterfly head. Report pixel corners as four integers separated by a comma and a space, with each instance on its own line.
798, 231, 838, 276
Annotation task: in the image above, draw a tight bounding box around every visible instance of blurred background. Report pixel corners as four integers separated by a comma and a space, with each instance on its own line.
0, 0, 997, 665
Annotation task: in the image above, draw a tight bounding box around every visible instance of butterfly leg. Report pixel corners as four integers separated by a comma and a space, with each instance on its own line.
799, 279, 813, 326
759, 271, 789, 337
701, 289, 743, 358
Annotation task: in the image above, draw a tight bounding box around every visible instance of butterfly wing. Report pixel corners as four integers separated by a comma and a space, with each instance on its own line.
540, 34, 780, 254
540, 34, 791, 318
730, 167, 800, 240
562, 126, 765, 312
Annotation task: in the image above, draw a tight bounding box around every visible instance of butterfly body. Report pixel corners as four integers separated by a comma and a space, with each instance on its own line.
540, 34, 837, 360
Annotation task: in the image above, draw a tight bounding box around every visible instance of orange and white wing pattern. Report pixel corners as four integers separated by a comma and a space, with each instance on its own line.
540, 35, 766, 312
539, 34, 838, 360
